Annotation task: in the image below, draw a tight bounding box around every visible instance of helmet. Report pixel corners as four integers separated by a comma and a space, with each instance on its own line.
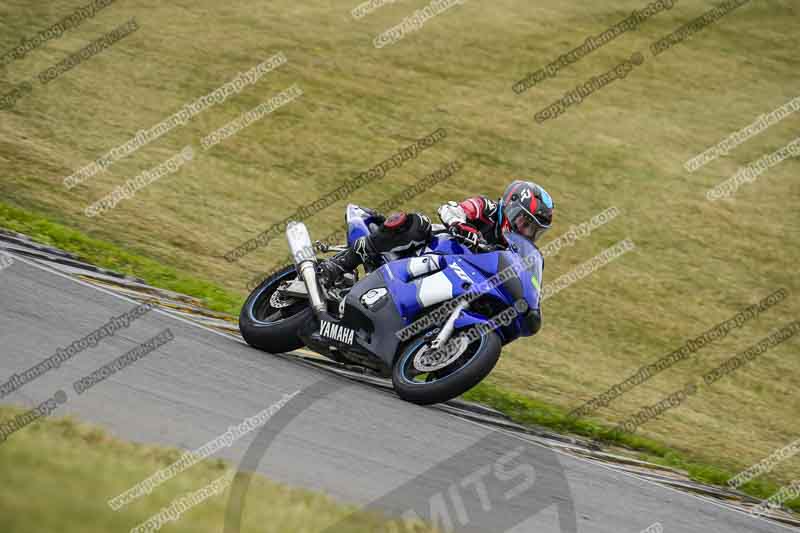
500, 180, 554, 244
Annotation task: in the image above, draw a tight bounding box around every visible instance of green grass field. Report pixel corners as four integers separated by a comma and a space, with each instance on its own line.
1, 0, 798, 520
0, 406, 437, 533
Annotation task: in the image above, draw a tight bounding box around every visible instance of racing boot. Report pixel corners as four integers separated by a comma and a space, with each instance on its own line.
316, 237, 373, 287
317, 212, 421, 286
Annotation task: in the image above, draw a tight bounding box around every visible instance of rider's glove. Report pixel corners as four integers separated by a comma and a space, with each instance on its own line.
437, 201, 467, 226
448, 222, 484, 248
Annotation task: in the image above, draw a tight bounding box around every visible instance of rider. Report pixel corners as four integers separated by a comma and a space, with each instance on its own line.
317, 180, 554, 329
436, 180, 554, 250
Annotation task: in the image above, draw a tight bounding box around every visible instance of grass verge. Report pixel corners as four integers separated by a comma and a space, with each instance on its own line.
0, 405, 437, 533
0, 200, 242, 315
463, 382, 800, 513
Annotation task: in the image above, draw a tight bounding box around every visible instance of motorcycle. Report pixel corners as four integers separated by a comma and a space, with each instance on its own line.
239, 204, 543, 405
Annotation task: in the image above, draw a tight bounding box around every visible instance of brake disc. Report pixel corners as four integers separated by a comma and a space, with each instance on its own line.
269, 289, 294, 309
413, 337, 469, 372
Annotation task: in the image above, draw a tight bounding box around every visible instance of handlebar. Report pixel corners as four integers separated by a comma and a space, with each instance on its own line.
475, 242, 497, 253
449, 232, 496, 253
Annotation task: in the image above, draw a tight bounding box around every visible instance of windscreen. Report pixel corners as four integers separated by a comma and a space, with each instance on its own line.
504, 231, 543, 309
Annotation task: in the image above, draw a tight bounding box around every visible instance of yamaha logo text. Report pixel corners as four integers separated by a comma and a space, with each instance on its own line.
319, 320, 355, 345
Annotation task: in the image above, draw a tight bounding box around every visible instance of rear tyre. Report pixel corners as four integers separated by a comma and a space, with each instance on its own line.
391, 330, 502, 405
239, 265, 312, 353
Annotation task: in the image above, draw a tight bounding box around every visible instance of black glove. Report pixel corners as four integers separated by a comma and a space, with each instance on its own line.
448, 223, 486, 249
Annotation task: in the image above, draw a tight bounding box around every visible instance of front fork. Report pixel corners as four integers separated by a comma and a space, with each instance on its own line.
429, 300, 469, 350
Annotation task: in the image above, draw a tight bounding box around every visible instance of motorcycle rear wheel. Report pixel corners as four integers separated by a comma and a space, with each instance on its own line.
239, 265, 312, 353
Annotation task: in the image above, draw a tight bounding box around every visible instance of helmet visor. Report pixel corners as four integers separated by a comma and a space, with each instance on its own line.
512, 211, 551, 243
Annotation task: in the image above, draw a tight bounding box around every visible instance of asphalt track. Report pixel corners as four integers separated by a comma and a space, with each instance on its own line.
0, 255, 789, 533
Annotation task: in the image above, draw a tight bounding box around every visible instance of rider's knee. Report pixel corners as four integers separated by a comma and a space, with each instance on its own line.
382, 212, 410, 232
372, 212, 431, 253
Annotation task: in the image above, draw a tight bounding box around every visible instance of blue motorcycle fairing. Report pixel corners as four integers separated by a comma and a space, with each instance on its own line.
451, 309, 511, 339
327, 205, 543, 366
339, 268, 407, 372
423, 234, 470, 256
379, 234, 542, 333
379, 248, 486, 323
505, 232, 543, 309
459, 252, 500, 277
494, 232, 543, 337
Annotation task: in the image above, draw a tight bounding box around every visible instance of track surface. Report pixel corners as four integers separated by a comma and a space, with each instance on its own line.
0, 257, 788, 533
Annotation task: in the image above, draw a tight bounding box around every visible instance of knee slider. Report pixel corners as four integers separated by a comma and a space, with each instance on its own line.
383, 212, 409, 231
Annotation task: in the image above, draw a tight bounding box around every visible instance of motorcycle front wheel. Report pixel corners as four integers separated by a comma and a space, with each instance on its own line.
391, 330, 502, 405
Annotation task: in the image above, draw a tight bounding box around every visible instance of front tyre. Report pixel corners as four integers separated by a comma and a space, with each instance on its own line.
239, 265, 312, 353
392, 331, 502, 405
